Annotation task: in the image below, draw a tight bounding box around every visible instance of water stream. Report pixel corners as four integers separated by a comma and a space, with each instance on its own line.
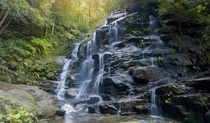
56, 42, 81, 100
56, 59, 72, 100
151, 89, 161, 117
56, 42, 81, 111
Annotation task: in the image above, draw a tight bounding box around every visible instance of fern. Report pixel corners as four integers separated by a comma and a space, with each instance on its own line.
31, 37, 53, 55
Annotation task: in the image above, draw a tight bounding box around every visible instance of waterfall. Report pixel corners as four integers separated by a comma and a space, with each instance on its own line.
109, 12, 127, 45
56, 59, 72, 100
117, 102, 122, 116
56, 43, 81, 116
151, 89, 161, 117
148, 15, 163, 45
76, 32, 101, 99
71, 43, 80, 59
76, 12, 127, 100
94, 54, 104, 94
60, 10, 128, 116
113, 21, 119, 42
56, 43, 80, 100
149, 15, 157, 32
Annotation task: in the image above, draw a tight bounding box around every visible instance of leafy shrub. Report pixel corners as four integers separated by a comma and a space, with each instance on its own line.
5, 106, 37, 123
0, 100, 38, 123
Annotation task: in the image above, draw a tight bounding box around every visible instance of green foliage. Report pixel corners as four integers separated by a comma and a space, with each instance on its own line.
158, 56, 164, 62
31, 37, 53, 55
198, 95, 208, 106
192, 66, 201, 71
124, 70, 129, 74
0, 37, 59, 84
136, 105, 144, 110
4, 106, 37, 123
150, 120, 158, 123
150, 119, 157, 123
164, 91, 174, 104
0, 98, 38, 123
165, 98, 172, 104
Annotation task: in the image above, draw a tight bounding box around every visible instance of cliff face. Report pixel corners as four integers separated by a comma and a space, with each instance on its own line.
48, 1, 210, 122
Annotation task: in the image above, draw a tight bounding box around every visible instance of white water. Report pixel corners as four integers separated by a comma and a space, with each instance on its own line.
57, 59, 72, 100
56, 43, 81, 113
71, 43, 80, 59
117, 102, 122, 116
76, 33, 97, 98
76, 11, 127, 100
151, 89, 161, 117
148, 15, 163, 45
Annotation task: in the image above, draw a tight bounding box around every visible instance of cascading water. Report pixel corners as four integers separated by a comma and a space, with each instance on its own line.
151, 89, 161, 117
56, 43, 80, 113
57, 59, 72, 100
148, 15, 163, 45
71, 43, 81, 59
76, 32, 99, 99
109, 12, 127, 49
147, 15, 163, 117
76, 11, 127, 100
59, 10, 146, 118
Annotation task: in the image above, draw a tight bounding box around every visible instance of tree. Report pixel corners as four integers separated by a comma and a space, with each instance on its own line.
0, 0, 34, 33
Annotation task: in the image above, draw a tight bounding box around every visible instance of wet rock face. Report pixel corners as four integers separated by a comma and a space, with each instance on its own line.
86, 96, 101, 104
82, 7, 209, 122
186, 77, 210, 93
107, 10, 127, 24
63, 2, 210, 123
153, 83, 210, 123
99, 74, 133, 96
132, 66, 166, 84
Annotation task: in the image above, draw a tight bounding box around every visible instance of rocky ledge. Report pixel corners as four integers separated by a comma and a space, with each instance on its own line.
0, 81, 61, 119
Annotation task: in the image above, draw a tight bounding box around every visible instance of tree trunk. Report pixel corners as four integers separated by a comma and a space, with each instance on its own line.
0, 18, 12, 34
0, 8, 6, 20
51, 20, 55, 35
0, 8, 10, 29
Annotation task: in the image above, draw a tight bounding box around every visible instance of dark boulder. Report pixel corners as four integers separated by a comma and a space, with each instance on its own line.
155, 84, 180, 95
87, 105, 96, 113
101, 94, 112, 101
99, 74, 133, 96
205, 111, 210, 123
162, 105, 187, 120
56, 109, 65, 116
132, 66, 166, 84
164, 53, 196, 66
92, 53, 112, 64
86, 95, 101, 104
186, 77, 210, 92
97, 25, 110, 45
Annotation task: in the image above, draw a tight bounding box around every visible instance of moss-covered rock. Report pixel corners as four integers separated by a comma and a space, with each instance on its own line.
0, 81, 57, 121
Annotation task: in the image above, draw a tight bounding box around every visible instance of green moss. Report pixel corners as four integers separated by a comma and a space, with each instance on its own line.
136, 105, 144, 110
158, 56, 164, 62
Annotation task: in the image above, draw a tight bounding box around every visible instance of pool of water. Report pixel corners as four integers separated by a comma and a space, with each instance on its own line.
48, 115, 180, 123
